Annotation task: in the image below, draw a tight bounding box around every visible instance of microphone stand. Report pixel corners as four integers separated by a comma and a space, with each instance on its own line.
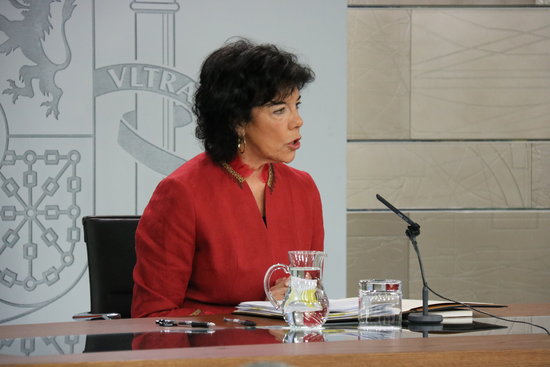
376, 194, 443, 326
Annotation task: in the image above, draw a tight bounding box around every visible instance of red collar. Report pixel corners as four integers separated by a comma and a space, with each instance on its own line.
222, 156, 274, 188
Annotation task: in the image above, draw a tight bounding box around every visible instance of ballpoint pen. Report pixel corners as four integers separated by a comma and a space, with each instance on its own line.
161, 328, 216, 334
179, 320, 216, 328
223, 317, 257, 327
156, 319, 215, 328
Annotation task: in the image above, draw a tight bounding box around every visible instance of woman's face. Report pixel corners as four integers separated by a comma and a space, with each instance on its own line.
241, 88, 304, 168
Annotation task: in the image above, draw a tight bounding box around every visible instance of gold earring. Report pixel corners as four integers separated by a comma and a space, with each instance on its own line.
237, 136, 246, 154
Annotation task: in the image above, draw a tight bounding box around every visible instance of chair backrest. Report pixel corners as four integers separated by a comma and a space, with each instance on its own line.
83, 215, 140, 318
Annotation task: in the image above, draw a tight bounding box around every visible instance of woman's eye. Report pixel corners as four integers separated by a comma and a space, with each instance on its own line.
273, 107, 285, 114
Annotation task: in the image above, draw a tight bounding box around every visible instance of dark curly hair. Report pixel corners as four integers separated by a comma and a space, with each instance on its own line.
194, 39, 315, 163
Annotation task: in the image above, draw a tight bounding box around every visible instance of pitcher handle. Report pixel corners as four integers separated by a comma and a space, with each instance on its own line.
263, 263, 289, 310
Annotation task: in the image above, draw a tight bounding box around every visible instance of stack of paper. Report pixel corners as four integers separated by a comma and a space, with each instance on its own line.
402, 299, 473, 324
234, 298, 506, 323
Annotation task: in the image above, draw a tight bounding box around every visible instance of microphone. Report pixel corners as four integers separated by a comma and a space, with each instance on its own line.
375, 194, 419, 230
376, 194, 442, 324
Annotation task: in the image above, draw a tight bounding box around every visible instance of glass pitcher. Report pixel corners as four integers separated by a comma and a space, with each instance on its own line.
263, 251, 329, 329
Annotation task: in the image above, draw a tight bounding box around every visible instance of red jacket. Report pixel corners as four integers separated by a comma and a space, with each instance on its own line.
131, 153, 324, 317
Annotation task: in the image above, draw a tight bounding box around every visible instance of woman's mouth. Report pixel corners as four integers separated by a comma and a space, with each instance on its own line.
289, 138, 301, 150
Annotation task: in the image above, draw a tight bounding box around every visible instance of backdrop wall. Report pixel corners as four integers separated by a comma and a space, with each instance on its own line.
0, 0, 347, 325
347, 4, 550, 304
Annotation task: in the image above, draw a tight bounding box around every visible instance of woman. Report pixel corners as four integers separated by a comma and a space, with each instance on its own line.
131, 39, 324, 317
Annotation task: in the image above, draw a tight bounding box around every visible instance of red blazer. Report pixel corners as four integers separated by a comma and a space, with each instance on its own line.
131, 153, 324, 317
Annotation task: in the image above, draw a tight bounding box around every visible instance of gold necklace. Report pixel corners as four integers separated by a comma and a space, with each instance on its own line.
221, 162, 274, 189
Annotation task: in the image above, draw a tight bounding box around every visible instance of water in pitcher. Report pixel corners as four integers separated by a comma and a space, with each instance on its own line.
282, 267, 329, 328
264, 251, 329, 329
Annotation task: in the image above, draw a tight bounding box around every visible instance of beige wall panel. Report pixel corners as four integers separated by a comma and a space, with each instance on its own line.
348, 142, 532, 209
533, 143, 550, 208
348, 9, 411, 139
347, 211, 550, 304
349, 1, 537, 5
407, 211, 550, 304
410, 9, 550, 139
347, 213, 410, 297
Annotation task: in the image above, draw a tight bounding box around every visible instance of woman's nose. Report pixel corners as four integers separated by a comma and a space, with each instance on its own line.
292, 111, 304, 129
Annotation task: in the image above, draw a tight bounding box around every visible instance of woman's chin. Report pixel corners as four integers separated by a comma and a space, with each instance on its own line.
281, 153, 296, 164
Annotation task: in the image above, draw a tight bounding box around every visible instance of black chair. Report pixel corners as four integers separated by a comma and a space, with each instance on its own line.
75, 215, 140, 320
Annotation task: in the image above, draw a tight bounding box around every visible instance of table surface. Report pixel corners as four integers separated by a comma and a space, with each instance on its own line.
1, 303, 549, 367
